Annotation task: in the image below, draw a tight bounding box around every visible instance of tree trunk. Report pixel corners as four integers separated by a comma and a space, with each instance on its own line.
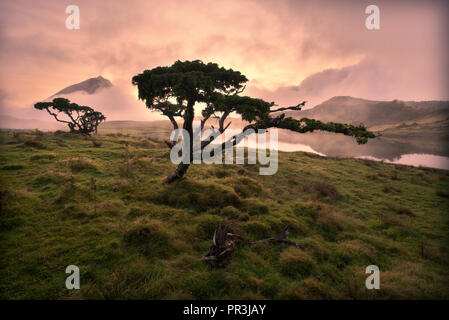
166, 99, 195, 183
166, 163, 191, 183
183, 99, 195, 160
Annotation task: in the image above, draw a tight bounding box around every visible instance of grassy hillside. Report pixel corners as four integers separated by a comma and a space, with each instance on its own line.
0, 130, 448, 299
98, 120, 172, 139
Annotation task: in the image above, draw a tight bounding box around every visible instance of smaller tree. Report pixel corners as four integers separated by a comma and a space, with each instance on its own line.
34, 98, 106, 135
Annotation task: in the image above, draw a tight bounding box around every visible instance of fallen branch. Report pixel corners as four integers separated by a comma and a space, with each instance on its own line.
202, 224, 300, 267
201, 224, 243, 267
249, 225, 300, 248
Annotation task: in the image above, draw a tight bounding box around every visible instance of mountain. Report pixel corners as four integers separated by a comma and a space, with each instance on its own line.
0, 76, 114, 131
288, 96, 449, 128
278, 96, 449, 159
50, 76, 112, 97
43, 75, 155, 121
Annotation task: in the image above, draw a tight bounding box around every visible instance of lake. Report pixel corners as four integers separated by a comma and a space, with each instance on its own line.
235, 133, 449, 170
358, 154, 449, 170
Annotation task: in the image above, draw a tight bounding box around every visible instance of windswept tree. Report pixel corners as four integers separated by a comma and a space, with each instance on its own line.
34, 98, 106, 135
132, 60, 376, 183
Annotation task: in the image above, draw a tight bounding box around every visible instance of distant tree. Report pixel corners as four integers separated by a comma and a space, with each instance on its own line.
34, 98, 106, 135
132, 60, 376, 183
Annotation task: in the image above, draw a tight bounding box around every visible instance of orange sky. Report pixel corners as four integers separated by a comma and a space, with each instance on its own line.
0, 0, 448, 120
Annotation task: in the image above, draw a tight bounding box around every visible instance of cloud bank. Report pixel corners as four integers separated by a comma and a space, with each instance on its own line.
0, 0, 447, 120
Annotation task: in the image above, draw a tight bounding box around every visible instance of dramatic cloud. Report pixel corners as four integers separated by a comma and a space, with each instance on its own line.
0, 0, 447, 120
247, 59, 397, 107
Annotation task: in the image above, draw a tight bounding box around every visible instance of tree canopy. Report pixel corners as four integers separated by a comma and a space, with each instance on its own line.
34, 98, 106, 135
132, 60, 376, 182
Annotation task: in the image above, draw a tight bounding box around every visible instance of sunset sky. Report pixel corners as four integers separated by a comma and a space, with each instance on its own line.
0, 0, 448, 120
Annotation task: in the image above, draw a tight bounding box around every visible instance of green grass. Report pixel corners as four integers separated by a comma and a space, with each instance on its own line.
0, 129, 448, 299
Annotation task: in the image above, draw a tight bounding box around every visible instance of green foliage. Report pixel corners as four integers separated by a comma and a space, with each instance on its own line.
209, 94, 272, 122
132, 60, 248, 108
275, 117, 376, 144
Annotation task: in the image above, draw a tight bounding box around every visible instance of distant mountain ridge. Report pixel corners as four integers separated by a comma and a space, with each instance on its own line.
50, 76, 112, 97
288, 96, 449, 128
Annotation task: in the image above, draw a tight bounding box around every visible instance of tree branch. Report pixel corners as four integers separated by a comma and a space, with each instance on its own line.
210, 111, 376, 154
45, 108, 71, 125
218, 110, 232, 133
249, 225, 300, 247
269, 101, 306, 113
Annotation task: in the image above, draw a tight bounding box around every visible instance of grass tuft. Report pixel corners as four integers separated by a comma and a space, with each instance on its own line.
304, 180, 341, 201
279, 247, 315, 278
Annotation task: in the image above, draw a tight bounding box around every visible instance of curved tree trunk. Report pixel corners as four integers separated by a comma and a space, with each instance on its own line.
166, 163, 191, 183
166, 99, 195, 183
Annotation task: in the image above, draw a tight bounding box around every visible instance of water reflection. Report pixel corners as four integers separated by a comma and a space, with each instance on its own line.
234, 130, 449, 170
359, 154, 449, 170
